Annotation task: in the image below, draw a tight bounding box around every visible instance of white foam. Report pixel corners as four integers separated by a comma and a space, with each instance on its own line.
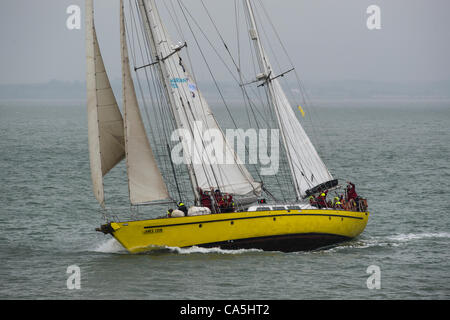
91, 238, 127, 254
164, 245, 263, 255
90, 239, 262, 255
387, 232, 450, 242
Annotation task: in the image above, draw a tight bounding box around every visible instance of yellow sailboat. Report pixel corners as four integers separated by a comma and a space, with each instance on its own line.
97, 209, 368, 254
87, 0, 369, 253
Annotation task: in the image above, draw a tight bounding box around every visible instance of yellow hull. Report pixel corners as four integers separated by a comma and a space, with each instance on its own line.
100, 209, 369, 253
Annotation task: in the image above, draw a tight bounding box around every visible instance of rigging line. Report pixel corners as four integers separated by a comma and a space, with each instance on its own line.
175, 0, 259, 195
129, 0, 137, 65
234, 0, 241, 77
199, 0, 242, 76
161, 0, 184, 42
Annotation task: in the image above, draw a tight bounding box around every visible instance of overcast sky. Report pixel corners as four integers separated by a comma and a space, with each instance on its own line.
1, 0, 449, 85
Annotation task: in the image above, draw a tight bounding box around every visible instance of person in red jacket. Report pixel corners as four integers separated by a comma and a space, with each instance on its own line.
346, 181, 358, 201
197, 187, 212, 210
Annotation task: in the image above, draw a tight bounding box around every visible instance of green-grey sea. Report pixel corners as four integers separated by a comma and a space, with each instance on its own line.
1, 99, 449, 299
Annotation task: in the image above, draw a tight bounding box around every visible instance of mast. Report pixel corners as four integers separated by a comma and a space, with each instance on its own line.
136, 0, 261, 204
243, 0, 302, 199
243, 0, 334, 200
138, 0, 201, 203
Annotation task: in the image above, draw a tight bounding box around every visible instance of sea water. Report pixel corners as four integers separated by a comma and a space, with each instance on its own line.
0, 100, 449, 299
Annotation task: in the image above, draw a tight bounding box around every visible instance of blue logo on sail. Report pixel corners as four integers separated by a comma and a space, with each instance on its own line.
170, 77, 188, 88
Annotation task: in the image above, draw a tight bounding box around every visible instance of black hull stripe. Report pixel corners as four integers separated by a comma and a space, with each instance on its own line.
195, 233, 352, 252
143, 213, 363, 229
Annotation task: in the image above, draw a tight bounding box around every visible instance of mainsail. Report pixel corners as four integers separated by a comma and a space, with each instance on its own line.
86, 0, 125, 207
137, 0, 262, 199
243, 0, 333, 199
120, 0, 171, 205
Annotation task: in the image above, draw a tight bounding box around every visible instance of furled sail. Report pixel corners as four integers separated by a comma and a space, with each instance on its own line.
120, 0, 170, 204
138, 0, 261, 197
243, 0, 333, 199
86, 0, 125, 207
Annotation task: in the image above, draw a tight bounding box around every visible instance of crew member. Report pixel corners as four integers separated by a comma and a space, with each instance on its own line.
197, 187, 212, 210
346, 181, 359, 211
317, 190, 328, 208
346, 181, 358, 202
212, 189, 222, 213
309, 195, 317, 208
177, 201, 188, 216
333, 197, 343, 209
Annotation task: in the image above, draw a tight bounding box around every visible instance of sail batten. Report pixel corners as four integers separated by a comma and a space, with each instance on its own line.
86, 0, 125, 207
120, 0, 171, 205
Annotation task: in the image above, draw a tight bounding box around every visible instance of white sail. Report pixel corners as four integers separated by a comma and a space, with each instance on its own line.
271, 78, 333, 197
86, 0, 125, 207
120, 0, 170, 204
139, 0, 261, 197
244, 0, 333, 199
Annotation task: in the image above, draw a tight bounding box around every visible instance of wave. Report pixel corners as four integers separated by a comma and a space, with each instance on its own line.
386, 232, 450, 242
90, 238, 263, 255
321, 231, 450, 252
